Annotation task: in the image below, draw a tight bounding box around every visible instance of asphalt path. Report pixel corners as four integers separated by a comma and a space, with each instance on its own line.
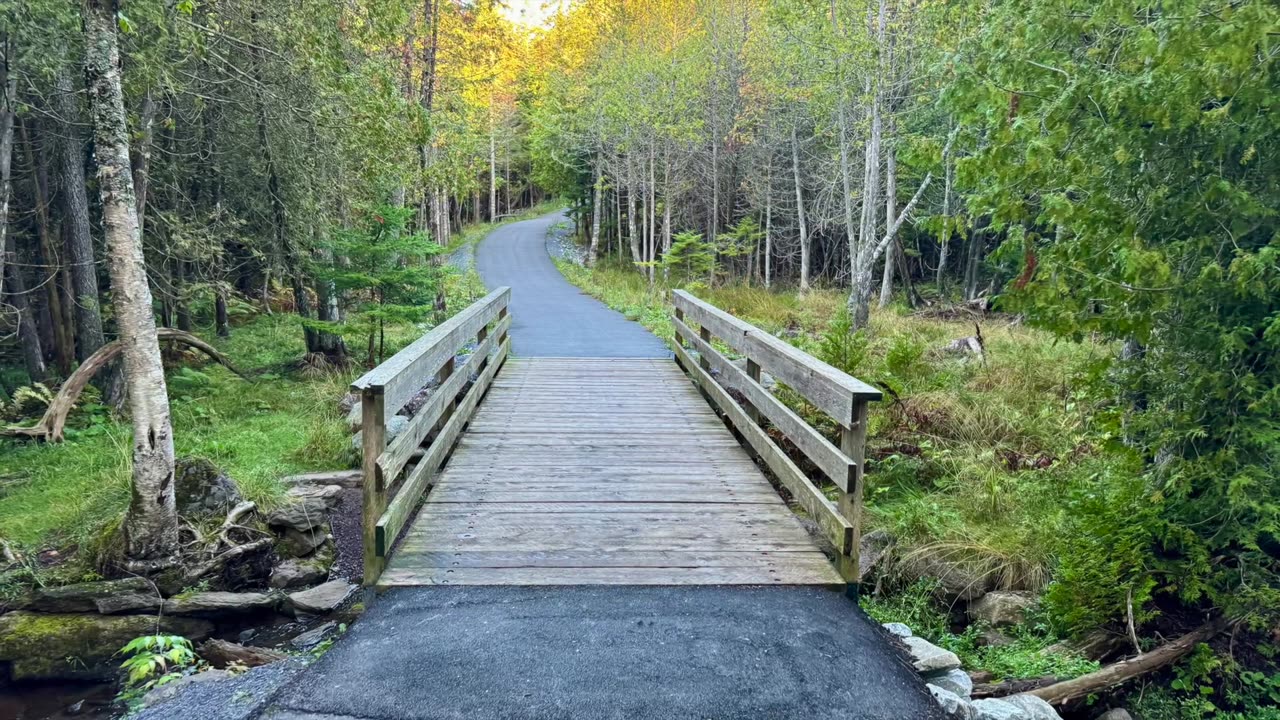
474, 210, 669, 358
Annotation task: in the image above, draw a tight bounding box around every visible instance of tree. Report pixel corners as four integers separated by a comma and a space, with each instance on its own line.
82, 0, 178, 569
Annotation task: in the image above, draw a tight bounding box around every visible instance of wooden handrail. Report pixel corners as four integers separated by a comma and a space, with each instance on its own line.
355, 288, 511, 586
671, 290, 879, 583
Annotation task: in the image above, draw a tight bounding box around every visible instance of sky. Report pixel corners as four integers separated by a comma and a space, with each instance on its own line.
499, 0, 569, 28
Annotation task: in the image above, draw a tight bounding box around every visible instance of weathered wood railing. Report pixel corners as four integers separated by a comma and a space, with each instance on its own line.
351, 287, 511, 586
670, 290, 881, 583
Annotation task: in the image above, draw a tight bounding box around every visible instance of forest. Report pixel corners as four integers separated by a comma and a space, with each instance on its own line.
0, 0, 1278, 718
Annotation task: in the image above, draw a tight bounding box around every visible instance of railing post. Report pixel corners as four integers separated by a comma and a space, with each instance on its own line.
836, 400, 868, 586
361, 388, 387, 587
497, 306, 509, 345
745, 359, 762, 424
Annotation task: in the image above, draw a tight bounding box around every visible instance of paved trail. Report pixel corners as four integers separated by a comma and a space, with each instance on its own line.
475, 210, 668, 357
256, 214, 941, 720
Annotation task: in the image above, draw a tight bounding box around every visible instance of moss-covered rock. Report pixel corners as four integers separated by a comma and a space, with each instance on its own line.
23, 577, 154, 613
0, 611, 213, 681
174, 456, 242, 517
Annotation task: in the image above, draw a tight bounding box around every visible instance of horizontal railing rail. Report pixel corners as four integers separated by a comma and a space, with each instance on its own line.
352, 287, 511, 586
671, 289, 881, 582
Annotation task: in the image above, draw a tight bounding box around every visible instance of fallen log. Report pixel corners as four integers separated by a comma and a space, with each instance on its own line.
198, 638, 287, 669
971, 675, 1061, 699
1030, 617, 1233, 706
3, 329, 246, 443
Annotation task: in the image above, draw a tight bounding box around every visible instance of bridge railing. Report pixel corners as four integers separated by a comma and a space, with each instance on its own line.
670, 290, 882, 583
351, 287, 511, 586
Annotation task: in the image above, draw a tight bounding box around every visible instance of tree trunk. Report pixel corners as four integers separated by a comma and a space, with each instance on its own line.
4, 236, 47, 381
20, 118, 74, 374
587, 158, 602, 266
215, 290, 230, 337
53, 65, 107, 362
764, 166, 772, 289
83, 0, 179, 569
936, 142, 955, 293
0, 34, 12, 300
627, 155, 640, 266
878, 142, 897, 308
488, 110, 497, 222
130, 91, 156, 235
791, 125, 809, 293
647, 143, 656, 284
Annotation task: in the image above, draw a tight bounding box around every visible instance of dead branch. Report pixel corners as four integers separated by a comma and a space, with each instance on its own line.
3, 329, 246, 442
971, 675, 1061, 699
1030, 617, 1234, 706
183, 537, 273, 584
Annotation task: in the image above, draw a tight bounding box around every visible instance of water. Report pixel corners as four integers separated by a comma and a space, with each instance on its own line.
0, 680, 116, 720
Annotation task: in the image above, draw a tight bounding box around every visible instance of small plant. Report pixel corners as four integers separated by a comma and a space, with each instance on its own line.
818, 309, 868, 376
118, 634, 202, 694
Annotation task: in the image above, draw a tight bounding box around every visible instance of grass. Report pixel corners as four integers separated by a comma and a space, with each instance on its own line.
0, 224, 517, 574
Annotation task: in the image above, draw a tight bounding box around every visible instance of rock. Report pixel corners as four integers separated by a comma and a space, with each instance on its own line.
174, 456, 242, 517
24, 577, 153, 613
238, 628, 258, 644
65, 699, 85, 715
927, 667, 974, 698
907, 552, 991, 600
286, 484, 344, 504
858, 530, 894, 580
882, 622, 913, 639
929, 684, 978, 720
968, 670, 995, 684
352, 415, 409, 452
1003, 695, 1062, 720
977, 628, 1015, 648
1097, 710, 1133, 720
198, 638, 288, 669
281, 470, 362, 489
972, 698, 1030, 720
162, 591, 279, 616
970, 591, 1036, 628
269, 556, 329, 589
290, 621, 339, 649
288, 579, 355, 615
0, 611, 213, 681
281, 526, 330, 557
268, 497, 334, 532
95, 593, 162, 615
140, 668, 233, 709
903, 636, 962, 673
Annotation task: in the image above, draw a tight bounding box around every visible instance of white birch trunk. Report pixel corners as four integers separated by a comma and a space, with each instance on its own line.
879, 142, 898, 308
791, 125, 809, 293
84, 0, 178, 568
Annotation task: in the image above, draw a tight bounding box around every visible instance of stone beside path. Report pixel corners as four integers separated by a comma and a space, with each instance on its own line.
890, 622, 1065, 720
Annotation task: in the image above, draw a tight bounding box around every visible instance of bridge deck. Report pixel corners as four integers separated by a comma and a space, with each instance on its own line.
379, 357, 843, 587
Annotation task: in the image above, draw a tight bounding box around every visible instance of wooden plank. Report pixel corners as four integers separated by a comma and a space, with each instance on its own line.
352, 287, 509, 419
385, 549, 827, 569
413, 502, 784, 515
374, 337, 509, 557
673, 340, 855, 555
378, 564, 843, 587
375, 315, 509, 486
427, 486, 783, 504
673, 316, 857, 492
672, 290, 880, 424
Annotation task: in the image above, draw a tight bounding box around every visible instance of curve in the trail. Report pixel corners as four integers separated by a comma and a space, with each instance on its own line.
475, 210, 669, 358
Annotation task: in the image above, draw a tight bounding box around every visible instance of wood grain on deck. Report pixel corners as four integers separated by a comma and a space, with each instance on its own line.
380, 358, 842, 587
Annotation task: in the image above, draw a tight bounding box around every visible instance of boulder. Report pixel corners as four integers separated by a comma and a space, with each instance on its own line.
162, 591, 279, 616
23, 577, 154, 613
268, 497, 334, 532
903, 636, 962, 674
970, 592, 1036, 628
907, 552, 991, 600
972, 699, 1029, 720
1097, 710, 1133, 720
287, 579, 355, 616
198, 638, 288, 669
929, 685, 978, 720
1002, 695, 1062, 720
927, 668, 974, 698
174, 457, 242, 517
269, 555, 330, 590
0, 611, 213, 681
290, 621, 339, 650
882, 622, 913, 639
281, 526, 330, 557
976, 628, 1015, 648
352, 415, 409, 452
858, 530, 894, 580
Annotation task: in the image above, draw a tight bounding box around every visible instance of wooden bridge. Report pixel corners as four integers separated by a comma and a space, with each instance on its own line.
352, 288, 881, 589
